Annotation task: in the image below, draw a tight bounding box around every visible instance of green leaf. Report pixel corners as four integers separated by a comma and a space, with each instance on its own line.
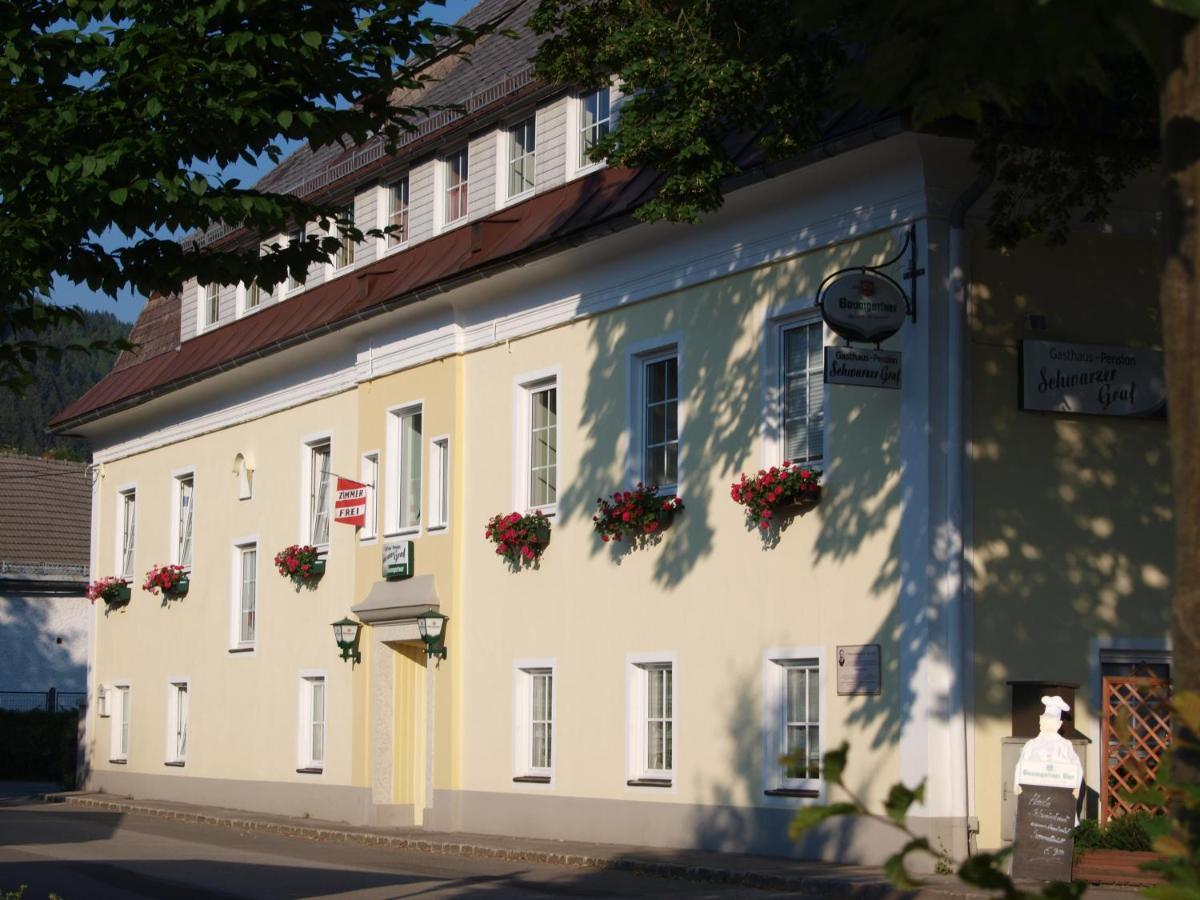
883, 780, 925, 824
109, 187, 128, 205
787, 803, 857, 840
301, 31, 322, 48
957, 848, 1016, 891
145, 97, 162, 117
277, 110, 293, 128
821, 742, 849, 785
883, 838, 930, 890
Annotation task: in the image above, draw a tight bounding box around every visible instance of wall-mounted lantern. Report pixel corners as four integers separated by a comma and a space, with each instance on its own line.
331, 617, 362, 664
416, 609, 448, 661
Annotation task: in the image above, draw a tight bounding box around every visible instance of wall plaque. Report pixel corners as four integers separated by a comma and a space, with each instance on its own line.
824, 347, 901, 390
382, 539, 414, 580
1020, 340, 1165, 418
1012, 786, 1076, 882
836, 644, 881, 695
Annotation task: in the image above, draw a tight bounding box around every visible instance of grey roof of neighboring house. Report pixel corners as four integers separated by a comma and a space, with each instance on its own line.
0, 455, 91, 581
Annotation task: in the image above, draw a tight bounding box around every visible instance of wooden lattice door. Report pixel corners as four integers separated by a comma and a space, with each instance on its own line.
1101, 674, 1171, 822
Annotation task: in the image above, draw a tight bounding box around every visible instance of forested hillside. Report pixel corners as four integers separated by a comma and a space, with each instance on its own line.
0, 308, 131, 460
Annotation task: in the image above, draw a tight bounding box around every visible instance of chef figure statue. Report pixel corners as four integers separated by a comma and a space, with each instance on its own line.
1013, 696, 1084, 812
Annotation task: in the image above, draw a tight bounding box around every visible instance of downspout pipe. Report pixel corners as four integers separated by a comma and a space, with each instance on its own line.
947, 166, 993, 855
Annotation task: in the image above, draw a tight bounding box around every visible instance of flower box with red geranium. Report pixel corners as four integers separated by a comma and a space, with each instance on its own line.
730, 461, 821, 530
274, 545, 326, 583
87, 576, 131, 607
485, 511, 551, 567
592, 483, 684, 544
142, 564, 189, 598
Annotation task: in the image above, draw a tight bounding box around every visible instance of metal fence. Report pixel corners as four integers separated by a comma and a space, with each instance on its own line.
0, 689, 86, 712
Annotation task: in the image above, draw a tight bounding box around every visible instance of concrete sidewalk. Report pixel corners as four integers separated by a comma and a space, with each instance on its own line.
42, 792, 1140, 899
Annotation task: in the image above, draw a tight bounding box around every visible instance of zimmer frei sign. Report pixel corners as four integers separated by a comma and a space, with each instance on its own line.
819, 271, 909, 389
334, 477, 368, 528
1020, 340, 1165, 418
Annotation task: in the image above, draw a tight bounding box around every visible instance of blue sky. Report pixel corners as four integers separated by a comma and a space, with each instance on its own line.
54, 0, 478, 324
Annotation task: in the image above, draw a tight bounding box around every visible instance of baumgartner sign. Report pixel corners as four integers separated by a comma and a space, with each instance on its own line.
1020, 340, 1165, 418
819, 271, 907, 344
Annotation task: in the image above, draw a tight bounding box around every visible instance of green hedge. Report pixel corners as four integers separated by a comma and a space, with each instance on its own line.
0, 709, 78, 788
1072, 811, 1157, 854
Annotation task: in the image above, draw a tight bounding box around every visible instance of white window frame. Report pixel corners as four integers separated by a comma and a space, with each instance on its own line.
165, 678, 189, 765
498, 116, 537, 205
286, 226, 307, 293
428, 435, 450, 532
761, 306, 828, 469
110, 681, 131, 762
379, 177, 410, 252
299, 433, 333, 550
170, 469, 195, 570
202, 282, 221, 329
237, 278, 269, 318
567, 86, 614, 179
327, 205, 356, 274
512, 367, 561, 515
625, 652, 677, 788
359, 451, 380, 543
115, 484, 137, 579
297, 670, 328, 773
761, 647, 825, 800
512, 659, 556, 785
229, 538, 259, 652
438, 148, 469, 229
627, 336, 683, 493
384, 402, 423, 537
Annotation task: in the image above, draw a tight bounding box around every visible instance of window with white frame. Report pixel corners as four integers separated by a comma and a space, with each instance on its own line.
628, 659, 674, 783
245, 279, 266, 311
444, 149, 469, 225
578, 88, 611, 169
514, 665, 554, 779
640, 352, 678, 487
166, 680, 188, 764
386, 177, 409, 247
203, 283, 220, 328
299, 674, 326, 771
781, 320, 824, 465
528, 381, 557, 510
233, 543, 257, 648
111, 683, 131, 761
507, 117, 536, 198
308, 440, 332, 546
360, 452, 379, 541
332, 207, 355, 270
429, 437, 449, 530
765, 655, 822, 791
118, 488, 136, 578
287, 227, 306, 291
174, 474, 194, 568
390, 407, 422, 532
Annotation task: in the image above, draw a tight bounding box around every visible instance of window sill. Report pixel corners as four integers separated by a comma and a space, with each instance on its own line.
425, 524, 449, 535
764, 788, 820, 798
296, 767, 324, 775
570, 162, 607, 181
525, 506, 556, 518
384, 528, 420, 540
513, 775, 551, 784
228, 646, 255, 654
164, 760, 185, 768
626, 778, 672, 788
108, 758, 128, 765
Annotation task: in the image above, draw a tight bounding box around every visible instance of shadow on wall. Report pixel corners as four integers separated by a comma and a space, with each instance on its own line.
0, 592, 89, 693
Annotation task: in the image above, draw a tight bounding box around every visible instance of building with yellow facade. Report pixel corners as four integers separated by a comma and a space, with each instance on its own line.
51, 0, 1172, 863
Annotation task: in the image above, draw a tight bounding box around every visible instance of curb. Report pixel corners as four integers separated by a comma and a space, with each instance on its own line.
47, 793, 947, 898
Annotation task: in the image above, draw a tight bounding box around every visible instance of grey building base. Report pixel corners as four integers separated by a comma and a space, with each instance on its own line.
87, 768, 377, 826
428, 789, 967, 867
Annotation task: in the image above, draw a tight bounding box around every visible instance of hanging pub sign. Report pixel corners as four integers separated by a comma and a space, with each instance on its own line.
1019, 340, 1166, 418
819, 271, 909, 344
382, 539, 414, 580
334, 477, 369, 528
824, 347, 901, 390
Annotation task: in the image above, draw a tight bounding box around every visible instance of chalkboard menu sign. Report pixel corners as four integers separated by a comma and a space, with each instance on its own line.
1012, 786, 1076, 882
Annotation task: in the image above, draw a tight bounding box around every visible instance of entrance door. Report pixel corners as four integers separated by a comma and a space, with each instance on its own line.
1100, 661, 1170, 823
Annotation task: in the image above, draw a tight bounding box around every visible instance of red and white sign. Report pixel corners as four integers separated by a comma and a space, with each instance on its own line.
334, 477, 368, 528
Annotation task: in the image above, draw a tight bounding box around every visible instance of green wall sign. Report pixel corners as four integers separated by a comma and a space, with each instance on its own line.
383, 539, 414, 580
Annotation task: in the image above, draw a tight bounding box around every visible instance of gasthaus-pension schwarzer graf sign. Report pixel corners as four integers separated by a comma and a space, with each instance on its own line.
1020, 340, 1166, 418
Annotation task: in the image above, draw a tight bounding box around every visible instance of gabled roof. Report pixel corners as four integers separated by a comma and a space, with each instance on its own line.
0, 454, 90, 579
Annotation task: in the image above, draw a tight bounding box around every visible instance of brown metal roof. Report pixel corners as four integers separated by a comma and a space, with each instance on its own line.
0, 454, 91, 574
52, 165, 660, 430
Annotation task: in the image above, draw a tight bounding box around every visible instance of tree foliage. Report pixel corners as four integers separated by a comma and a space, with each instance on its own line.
0, 0, 500, 390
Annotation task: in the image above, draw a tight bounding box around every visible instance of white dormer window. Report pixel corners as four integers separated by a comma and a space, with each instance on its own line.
579, 88, 611, 169
332, 207, 355, 270
386, 177, 409, 248
287, 227, 306, 292
444, 149, 469, 226
507, 117, 536, 199
203, 283, 220, 328
245, 280, 265, 310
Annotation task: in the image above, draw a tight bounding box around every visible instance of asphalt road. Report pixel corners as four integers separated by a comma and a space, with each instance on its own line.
0, 801, 787, 899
